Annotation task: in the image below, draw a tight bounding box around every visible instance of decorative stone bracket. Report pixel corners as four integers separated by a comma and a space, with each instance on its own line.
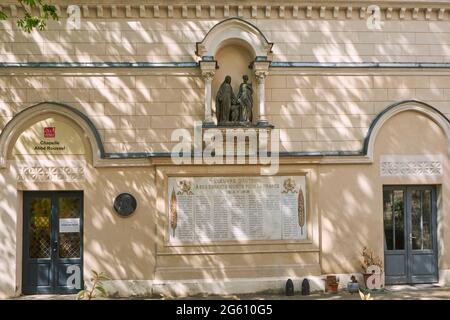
200, 59, 217, 125
195, 18, 273, 59
253, 60, 271, 127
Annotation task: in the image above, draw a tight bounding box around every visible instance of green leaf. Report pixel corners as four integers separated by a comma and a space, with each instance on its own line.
77, 290, 87, 300
42, 4, 59, 21
96, 285, 107, 296
21, 0, 38, 7
98, 274, 111, 281
0, 1, 58, 32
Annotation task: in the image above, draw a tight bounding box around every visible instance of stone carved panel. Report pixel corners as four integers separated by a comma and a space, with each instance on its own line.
16, 160, 86, 182
167, 176, 307, 244
380, 155, 442, 177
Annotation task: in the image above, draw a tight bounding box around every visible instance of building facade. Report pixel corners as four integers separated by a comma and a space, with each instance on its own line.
1, 0, 450, 297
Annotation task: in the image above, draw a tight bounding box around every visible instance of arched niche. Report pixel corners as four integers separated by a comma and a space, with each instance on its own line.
0, 102, 104, 168
197, 18, 273, 125
9, 114, 88, 159
212, 40, 255, 120
364, 100, 450, 160
196, 18, 273, 59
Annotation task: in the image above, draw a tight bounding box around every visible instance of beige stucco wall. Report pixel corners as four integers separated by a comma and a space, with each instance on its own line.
1, 106, 449, 297
1, 2, 450, 63
0, 114, 158, 297
1, 72, 450, 153
1, 1, 450, 297
152, 164, 321, 282
0, 2, 450, 154
319, 110, 449, 275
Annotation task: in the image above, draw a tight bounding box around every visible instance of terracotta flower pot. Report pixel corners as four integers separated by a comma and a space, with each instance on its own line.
328, 283, 338, 293
325, 275, 339, 293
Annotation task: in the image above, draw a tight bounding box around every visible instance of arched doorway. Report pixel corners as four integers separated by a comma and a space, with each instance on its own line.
0, 102, 103, 295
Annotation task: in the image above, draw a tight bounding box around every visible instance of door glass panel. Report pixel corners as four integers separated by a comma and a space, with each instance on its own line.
58, 197, 81, 258
383, 189, 404, 250
411, 190, 422, 250
411, 189, 432, 250
411, 190, 432, 250
421, 190, 432, 250
29, 198, 52, 258
383, 190, 394, 250
393, 190, 405, 250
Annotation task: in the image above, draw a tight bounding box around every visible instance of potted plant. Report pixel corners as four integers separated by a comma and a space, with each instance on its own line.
325, 275, 339, 293
347, 275, 360, 293
77, 270, 110, 300
360, 247, 383, 289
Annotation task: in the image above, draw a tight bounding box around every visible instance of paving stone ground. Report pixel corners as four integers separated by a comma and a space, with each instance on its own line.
8, 285, 450, 300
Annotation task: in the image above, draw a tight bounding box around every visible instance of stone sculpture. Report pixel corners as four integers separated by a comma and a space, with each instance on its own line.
237, 75, 253, 122
216, 75, 253, 125
215, 75, 236, 124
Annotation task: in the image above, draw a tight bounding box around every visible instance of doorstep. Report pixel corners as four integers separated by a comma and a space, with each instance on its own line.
385, 283, 444, 292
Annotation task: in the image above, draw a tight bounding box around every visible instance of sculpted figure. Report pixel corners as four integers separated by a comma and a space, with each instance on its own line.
237, 75, 253, 122
215, 75, 236, 124
230, 104, 240, 122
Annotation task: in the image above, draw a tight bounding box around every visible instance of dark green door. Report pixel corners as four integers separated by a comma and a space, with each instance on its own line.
23, 191, 83, 294
383, 186, 438, 284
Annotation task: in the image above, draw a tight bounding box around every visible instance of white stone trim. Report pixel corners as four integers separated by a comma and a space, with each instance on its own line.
254, 61, 270, 124
3, 3, 450, 21
380, 155, 443, 177
439, 269, 450, 286
200, 61, 216, 124
102, 273, 393, 297
196, 18, 272, 58
0, 103, 103, 168
268, 69, 450, 77
103, 276, 327, 297
152, 277, 325, 297
13, 160, 86, 183
2, 67, 450, 78
366, 101, 450, 162
319, 155, 372, 164
103, 271, 450, 297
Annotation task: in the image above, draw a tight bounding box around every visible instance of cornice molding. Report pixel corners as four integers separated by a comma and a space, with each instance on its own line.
1, 3, 449, 21
2, 62, 450, 70
0, 62, 199, 68
1, 100, 448, 167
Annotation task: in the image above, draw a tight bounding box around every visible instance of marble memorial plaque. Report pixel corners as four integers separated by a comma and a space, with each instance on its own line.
167, 176, 307, 243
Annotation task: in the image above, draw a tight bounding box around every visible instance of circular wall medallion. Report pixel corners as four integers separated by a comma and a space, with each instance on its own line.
113, 193, 137, 217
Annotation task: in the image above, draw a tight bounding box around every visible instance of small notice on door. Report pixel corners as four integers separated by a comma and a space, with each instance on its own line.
59, 218, 80, 233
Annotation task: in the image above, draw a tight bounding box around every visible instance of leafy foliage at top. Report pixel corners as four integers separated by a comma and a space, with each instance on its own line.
0, 0, 59, 33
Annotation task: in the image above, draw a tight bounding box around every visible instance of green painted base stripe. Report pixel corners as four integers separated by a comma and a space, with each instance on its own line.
1, 62, 450, 68
0, 62, 199, 68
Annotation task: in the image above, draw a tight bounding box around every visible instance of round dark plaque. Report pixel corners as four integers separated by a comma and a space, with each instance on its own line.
113, 193, 137, 217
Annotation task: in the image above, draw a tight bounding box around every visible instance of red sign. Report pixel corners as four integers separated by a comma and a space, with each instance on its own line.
44, 127, 55, 138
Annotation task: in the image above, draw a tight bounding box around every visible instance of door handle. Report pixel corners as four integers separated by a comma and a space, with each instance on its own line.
52, 241, 58, 252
